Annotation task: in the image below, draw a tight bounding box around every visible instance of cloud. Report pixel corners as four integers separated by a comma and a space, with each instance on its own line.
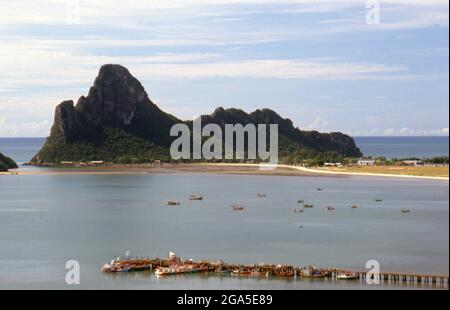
400, 127, 414, 134
383, 128, 395, 135
133, 59, 409, 80
0, 39, 418, 95
1, 0, 448, 31
0, 1, 448, 137
0, 120, 51, 137
307, 117, 328, 131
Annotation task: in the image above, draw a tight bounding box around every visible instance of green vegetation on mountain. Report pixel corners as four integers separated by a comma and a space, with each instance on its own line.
0, 152, 18, 171
199, 107, 362, 165
31, 64, 362, 165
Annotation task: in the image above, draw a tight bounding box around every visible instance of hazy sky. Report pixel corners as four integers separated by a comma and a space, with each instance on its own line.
0, 0, 448, 137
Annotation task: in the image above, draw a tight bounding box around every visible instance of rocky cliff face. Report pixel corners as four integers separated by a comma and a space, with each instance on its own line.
32, 64, 362, 164
32, 64, 179, 164
48, 64, 179, 145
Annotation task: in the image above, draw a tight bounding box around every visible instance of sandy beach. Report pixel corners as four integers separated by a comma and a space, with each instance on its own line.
1, 163, 448, 181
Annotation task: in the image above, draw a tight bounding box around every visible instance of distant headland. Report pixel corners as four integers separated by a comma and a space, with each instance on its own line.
0, 152, 17, 171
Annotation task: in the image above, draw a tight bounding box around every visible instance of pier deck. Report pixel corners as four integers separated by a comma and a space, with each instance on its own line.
101, 256, 449, 287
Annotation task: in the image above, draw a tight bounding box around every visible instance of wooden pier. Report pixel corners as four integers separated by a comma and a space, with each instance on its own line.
325, 269, 449, 286
102, 256, 449, 287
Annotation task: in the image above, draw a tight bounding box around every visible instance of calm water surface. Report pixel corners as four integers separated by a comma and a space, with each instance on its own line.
0, 172, 448, 289
0, 138, 448, 289
354, 136, 449, 159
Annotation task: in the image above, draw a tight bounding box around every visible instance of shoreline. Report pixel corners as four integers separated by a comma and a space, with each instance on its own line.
1, 163, 448, 181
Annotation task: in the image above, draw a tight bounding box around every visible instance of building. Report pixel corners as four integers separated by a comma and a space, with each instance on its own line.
324, 162, 343, 167
402, 160, 423, 166
357, 160, 376, 166
90, 161, 104, 165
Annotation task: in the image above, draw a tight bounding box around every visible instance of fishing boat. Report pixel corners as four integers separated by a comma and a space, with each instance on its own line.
231, 268, 252, 275
401, 209, 411, 213
375, 199, 383, 202
154, 264, 207, 276
275, 269, 295, 277
326, 206, 335, 211
351, 205, 359, 209
214, 266, 230, 273
251, 269, 269, 277
232, 205, 244, 211
189, 195, 203, 201
166, 200, 180, 206
300, 268, 330, 278
257, 193, 267, 198
294, 208, 303, 213
304, 204, 314, 208
337, 272, 359, 280
101, 262, 115, 272
297, 199, 304, 203
117, 265, 132, 272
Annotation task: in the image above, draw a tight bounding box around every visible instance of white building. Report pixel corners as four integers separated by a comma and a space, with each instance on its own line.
357, 160, 375, 166
324, 162, 343, 167
402, 160, 423, 166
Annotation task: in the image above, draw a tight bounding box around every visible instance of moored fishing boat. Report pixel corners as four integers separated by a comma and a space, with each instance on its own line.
326, 206, 335, 211
304, 204, 314, 208
232, 205, 244, 211
117, 265, 132, 272
300, 268, 330, 278
166, 200, 180, 206
231, 268, 251, 275
214, 266, 230, 273
102, 262, 115, 272
251, 269, 269, 277
294, 208, 303, 213
189, 195, 203, 201
155, 264, 207, 276
337, 271, 359, 280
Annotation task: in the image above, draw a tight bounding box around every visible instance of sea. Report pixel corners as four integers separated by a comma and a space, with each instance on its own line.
0, 137, 448, 289
354, 136, 449, 159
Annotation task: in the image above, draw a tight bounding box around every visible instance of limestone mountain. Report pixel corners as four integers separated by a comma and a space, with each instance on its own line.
200, 107, 362, 159
32, 64, 179, 164
32, 64, 362, 164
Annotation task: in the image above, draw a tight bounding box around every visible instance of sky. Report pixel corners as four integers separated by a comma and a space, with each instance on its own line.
0, 0, 448, 137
